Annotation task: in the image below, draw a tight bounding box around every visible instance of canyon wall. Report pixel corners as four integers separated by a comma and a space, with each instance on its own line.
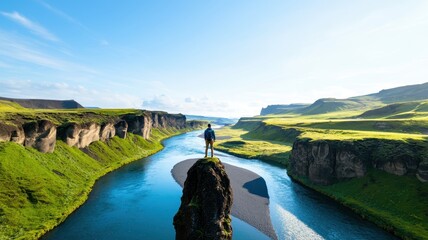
0, 111, 200, 153
289, 138, 428, 184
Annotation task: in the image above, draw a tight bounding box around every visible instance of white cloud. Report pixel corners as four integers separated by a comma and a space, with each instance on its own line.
1, 11, 58, 42
0, 29, 97, 74
143, 95, 179, 110
142, 95, 257, 118
0, 79, 142, 108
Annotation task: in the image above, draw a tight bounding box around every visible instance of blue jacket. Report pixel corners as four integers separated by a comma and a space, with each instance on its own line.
204, 127, 215, 141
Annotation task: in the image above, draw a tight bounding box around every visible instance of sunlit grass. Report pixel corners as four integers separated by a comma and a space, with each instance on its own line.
264, 117, 428, 141
215, 126, 291, 165
0, 107, 153, 125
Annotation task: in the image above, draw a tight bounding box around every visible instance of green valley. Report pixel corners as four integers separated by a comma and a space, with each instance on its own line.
216, 82, 428, 240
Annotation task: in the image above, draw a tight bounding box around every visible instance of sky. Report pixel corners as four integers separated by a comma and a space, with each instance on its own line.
0, 0, 427, 118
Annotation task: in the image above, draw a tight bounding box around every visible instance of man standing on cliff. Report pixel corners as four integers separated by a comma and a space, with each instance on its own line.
204, 123, 216, 158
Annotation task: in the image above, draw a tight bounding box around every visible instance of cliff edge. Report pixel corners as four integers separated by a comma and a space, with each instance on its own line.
289, 138, 428, 184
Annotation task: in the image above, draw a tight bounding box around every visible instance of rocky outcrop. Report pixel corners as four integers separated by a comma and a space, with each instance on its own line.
0, 123, 25, 144
100, 123, 116, 141
0, 111, 201, 153
174, 158, 233, 240
114, 120, 128, 139
59, 123, 101, 148
122, 113, 152, 139
417, 162, 428, 182
23, 120, 57, 153
289, 138, 426, 184
186, 120, 206, 129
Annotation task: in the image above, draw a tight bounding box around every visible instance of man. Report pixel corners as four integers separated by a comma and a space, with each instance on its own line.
204, 123, 216, 158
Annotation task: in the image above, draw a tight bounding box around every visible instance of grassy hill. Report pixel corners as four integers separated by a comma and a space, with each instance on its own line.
359, 100, 428, 119
0, 97, 83, 109
261, 82, 428, 116
0, 100, 25, 112
260, 104, 309, 115
297, 98, 379, 115
360, 82, 428, 103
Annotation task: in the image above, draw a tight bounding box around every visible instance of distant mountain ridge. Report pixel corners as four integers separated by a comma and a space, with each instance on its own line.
185, 115, 238, 126
361, 82, 428, 103
0, 97, 83, 109
260, 82, 428, 116
260, 104, 310, 115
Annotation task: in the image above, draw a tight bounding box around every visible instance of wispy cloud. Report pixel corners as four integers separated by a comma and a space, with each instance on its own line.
0, 29, 97, 74
142, 94, 255, 117
35, 0, 88, 31
35, 0, 109, 47
1, 11, 58, 42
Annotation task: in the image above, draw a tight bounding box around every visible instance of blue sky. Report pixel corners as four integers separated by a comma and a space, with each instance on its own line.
1, 1, 427, 117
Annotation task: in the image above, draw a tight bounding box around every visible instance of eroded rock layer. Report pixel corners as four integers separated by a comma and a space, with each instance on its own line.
289, 138, 427, 184
0, 111, 202, 153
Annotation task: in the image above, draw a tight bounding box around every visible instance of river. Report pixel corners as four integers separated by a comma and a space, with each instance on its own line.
43, 130, 396, 240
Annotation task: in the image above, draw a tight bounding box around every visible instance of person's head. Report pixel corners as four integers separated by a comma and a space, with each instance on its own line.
208, 123, 211, 128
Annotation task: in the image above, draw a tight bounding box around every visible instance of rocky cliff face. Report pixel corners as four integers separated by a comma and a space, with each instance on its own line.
0, 111, 200, 153
23, 120, 57, 153
58, 122, 101, 148
289, 138, 427, 184
186, 120, 206, 129
174, 158, 233, 240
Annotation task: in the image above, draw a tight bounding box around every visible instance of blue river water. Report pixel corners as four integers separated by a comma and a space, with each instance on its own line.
43, 130, 397, 240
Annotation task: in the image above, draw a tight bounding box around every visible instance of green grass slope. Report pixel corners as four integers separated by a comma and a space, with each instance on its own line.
262, 82, 428, 117
291, 170, 428, 240
361, 82, 428, 103
0, 100, 25, 112
359, 100, 428, 119
298, 98, 379, 115
0, 128, 185, 240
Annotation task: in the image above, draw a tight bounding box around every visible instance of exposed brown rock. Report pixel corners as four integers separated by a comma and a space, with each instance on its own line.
123, 114, 152, 139
10, 126, 25, 144
289, 138, 425, 184
114, 120, 128, 138
417, 162, 428, 182
0, 111, 200, 153
100, 123, 116, 141
0, 123, 25, 144
174, 158, 233, 240
59, 123, 101, 148
23, 120, 56, 153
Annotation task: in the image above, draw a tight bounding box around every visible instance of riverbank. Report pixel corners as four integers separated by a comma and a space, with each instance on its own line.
172, 158, 277, 240
0, 128, 196, 240
288, 171, 428, 240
